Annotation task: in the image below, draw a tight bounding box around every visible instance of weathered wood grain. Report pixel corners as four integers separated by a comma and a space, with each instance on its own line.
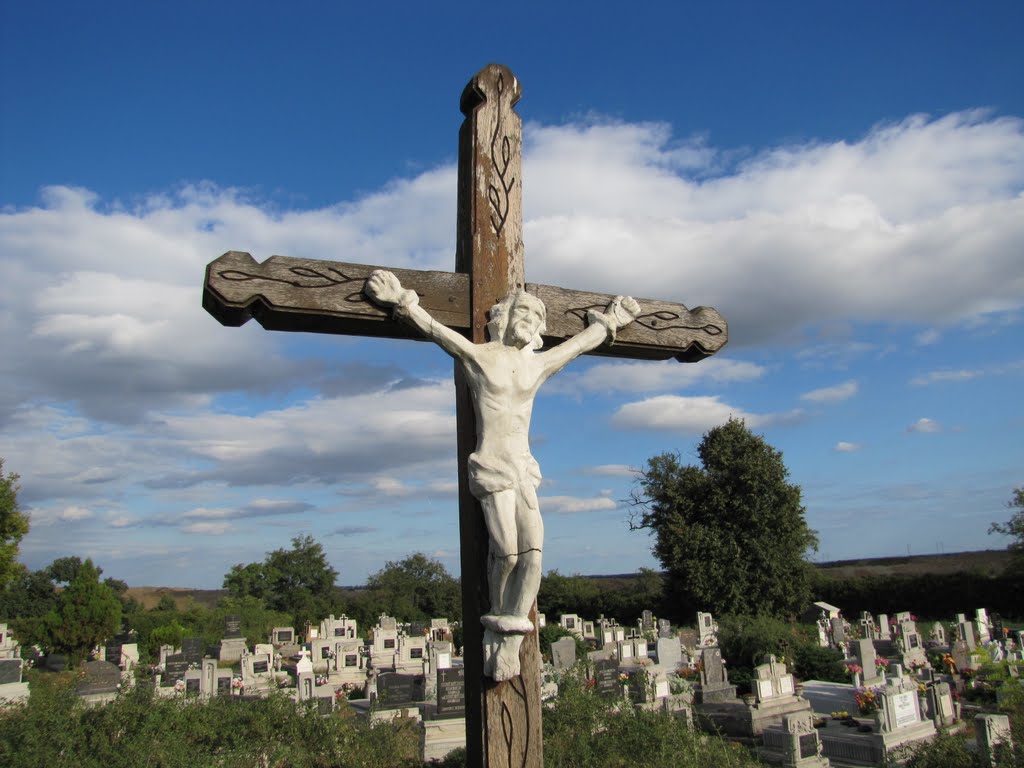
456, 63, 543, 768
204, 251, 727, 362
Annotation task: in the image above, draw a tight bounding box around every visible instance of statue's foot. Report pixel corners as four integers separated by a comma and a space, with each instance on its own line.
481, 613, 534, 634
482, 630, 525, 681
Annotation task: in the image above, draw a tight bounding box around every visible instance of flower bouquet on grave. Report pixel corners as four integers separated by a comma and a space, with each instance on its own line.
845, 663, 863, 679
854, 686, 882, 715
173, 679, 186, 694
875, 658, 890, 672
231, 677, 243, 691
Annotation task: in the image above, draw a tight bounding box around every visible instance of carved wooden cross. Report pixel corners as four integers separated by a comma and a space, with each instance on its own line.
203, 63, 727, 768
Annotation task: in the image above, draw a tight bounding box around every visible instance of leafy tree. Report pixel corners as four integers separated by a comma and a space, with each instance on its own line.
47, 555, 88, 584
0, 459, 29, 590
45, 558, 121, 666
223, 535, 338, 626
990, 487, 1024, 568
631, 418, 818, 618
365, 552, 460, 622
539, 570, 601, 617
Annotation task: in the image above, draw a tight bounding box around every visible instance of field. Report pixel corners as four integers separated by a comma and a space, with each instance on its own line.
126, 549, 1013, 608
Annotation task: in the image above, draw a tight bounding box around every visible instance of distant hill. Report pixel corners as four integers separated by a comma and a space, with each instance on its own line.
127, 549, 1012, 608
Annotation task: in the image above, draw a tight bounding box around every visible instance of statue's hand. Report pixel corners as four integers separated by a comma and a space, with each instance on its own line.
365, 270, 416, 309
588, 296, 641, 338
609, 296, 640, 327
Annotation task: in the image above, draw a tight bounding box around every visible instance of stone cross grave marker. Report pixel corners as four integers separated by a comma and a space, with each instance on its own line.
203, 63, 727, 768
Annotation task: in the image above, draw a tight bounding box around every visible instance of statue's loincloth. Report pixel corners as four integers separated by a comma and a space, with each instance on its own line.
468, 451, 542, 498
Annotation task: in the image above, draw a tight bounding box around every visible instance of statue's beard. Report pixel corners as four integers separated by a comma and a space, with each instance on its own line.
509, 321, 536, 348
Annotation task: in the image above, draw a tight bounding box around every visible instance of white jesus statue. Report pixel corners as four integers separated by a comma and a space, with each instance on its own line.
366, 270, 640, 680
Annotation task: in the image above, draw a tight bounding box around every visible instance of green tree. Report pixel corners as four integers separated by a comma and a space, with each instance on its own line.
365, 552, 460, 622
223, 535, 338, 626
990, 487, 1024, 566
631, 418, 818, 618
45, 558, 121, 666
0, 459, 29, 590
538, 570, 601, 617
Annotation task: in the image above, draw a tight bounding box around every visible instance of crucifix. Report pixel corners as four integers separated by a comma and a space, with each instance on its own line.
203, 63, 727, 768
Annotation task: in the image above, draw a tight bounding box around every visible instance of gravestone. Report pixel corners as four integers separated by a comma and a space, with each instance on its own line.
925, 681, 957, 727
976, 714, 1013, 767
696, 646, 736, 704
377, 671, 417, 708
0, 658, 23, 685
641, 610, 654, 633
829, 617, 847, 645
656, 637, 682, 670
697, 611, 718, 647
855, 638, 882, 685
224, 614, 243, 638
217, 676, 232, 696
657, 619, 672, 639
104, 639, 122, 666
929, 622, 946, 646
181, 637, 204, 664
551, 637, 576, 670
76, 660, 121, 697
163, 653, 187, 686
593, 658, 620, 699
877, 613, 891, 641
202, 63, 727, 768
437, 667, 466, 717
991, 613, 1005, 642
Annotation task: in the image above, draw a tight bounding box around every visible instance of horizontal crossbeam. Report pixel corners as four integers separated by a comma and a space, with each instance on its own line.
203, 251, 727, 362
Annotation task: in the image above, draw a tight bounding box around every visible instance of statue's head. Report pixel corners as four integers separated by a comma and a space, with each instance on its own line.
487, 291, 547, 350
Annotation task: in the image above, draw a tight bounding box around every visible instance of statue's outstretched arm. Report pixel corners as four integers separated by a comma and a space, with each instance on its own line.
365, 270, 476, 362
538, 295, 640, 380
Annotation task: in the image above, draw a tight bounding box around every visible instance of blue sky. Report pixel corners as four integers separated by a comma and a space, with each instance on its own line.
2, 2, 1022, 589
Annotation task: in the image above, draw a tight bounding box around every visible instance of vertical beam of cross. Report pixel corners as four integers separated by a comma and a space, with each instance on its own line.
455, 64, 543, 768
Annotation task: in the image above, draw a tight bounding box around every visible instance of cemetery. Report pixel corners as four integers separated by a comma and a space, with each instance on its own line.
2, 597, 1023, 766
1, 51, 1022, 768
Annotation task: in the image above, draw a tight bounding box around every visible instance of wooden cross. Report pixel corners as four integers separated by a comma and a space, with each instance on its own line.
203, 63, 727, 768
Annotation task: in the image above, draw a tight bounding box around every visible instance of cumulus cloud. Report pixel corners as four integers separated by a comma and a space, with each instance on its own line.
611, 395, 789, 433
801, 380, 859, 403
907, 418, 942, 433
834, 442, 861, 453
540, 495, 619, 514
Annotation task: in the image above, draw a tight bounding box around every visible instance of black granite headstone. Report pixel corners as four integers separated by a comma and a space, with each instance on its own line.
436, 668, 465, 716
182, 637, 204, 664
104, 640, 122, 666
991, 613, 1005, 641
593, 658, 620, 699
44, 654, 67, 672
75, 660, 121, 696
276, 629, 293, 643
0, 659, 22, 685
377, 672, 416, 708
185, 677, 200, 696
217, 676, 232, 696
163, 653, 187, 686
317, 695, 334, 715
252, 660, 269, 674
224, 615, 242, 639
799, 733, 818, 759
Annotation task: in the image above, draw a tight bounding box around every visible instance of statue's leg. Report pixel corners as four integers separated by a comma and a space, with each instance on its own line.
506, 483, 543, 619
480, 489, 517, 617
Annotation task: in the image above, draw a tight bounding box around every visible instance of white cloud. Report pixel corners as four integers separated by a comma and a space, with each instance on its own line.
549, 358, 765, 395
908, 418, 941, 433
583, 464, 637, 478
540, 495, 619, 514
915, 329, 941, 346
611, 395, 782, 433
801, 380, 859, 403
182, 522, 233, 535
910, 361, 1023, 386
834, 442, 861, 453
